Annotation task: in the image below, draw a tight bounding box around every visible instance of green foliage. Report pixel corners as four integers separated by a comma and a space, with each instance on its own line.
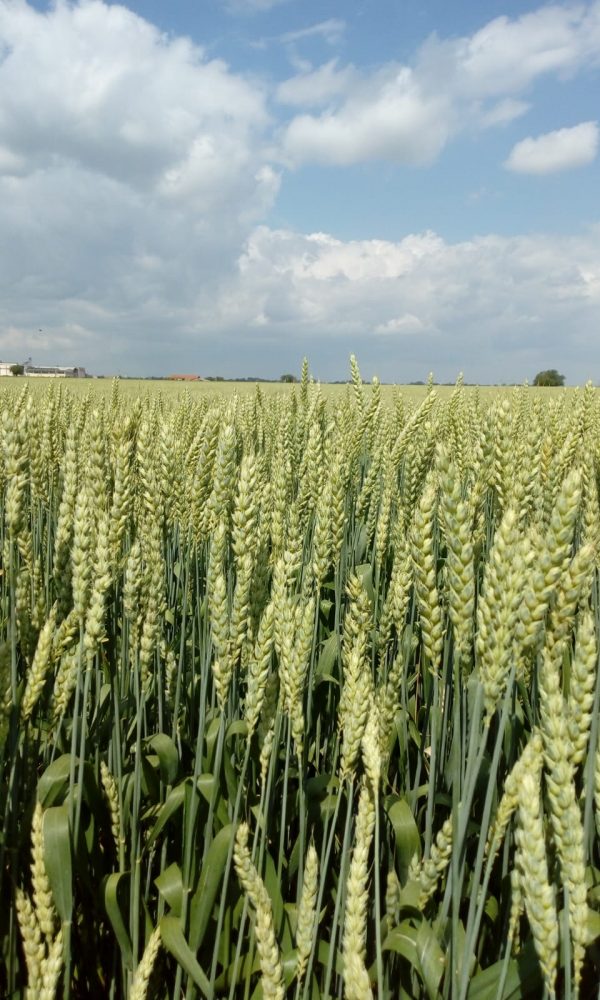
533, 368, 565, 386
10, 363, 24, 375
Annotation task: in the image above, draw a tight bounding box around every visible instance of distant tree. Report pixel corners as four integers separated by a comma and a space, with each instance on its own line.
280, 373, 297, 383
10, 364, 24, 376
533, 369, 565, 387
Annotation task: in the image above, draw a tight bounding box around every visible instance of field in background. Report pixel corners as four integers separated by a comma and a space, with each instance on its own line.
0, 373, 582, 404
1, 360, 599, 999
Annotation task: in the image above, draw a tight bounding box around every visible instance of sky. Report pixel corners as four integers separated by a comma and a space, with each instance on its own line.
0, 0, 599, 382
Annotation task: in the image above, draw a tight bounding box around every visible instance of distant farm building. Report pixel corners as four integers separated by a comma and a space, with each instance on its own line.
167, 374, 201, 381
25, 364, 88, 378
1, 360, 88, 377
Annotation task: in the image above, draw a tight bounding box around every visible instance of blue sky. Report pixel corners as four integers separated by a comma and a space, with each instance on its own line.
1, 0, 599, 382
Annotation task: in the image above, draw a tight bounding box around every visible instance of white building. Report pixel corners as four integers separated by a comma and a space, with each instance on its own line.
25, 365, 87, 378
0, 361, 20, 376
0, 360, 88, 378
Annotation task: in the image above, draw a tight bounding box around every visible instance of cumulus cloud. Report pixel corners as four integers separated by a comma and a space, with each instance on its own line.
282, 66, 452, 166
446, 4, 600, 96
505, 121, 599, 173
0, 1, 271, 193
0, 0, 280, 370
281, 1, 600, 166
3, 193, 600, 379
210, 224, 600, 381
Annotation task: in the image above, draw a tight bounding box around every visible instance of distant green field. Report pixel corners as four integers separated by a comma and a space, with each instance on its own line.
0, 374, 582, 404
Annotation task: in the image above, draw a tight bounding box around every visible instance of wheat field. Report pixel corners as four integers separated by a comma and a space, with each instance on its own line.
1, 359, 599, 999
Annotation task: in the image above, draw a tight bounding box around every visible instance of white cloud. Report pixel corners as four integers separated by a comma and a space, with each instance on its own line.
276, 59, 357, 107
0, 4, 278, 236
0, 0, 271, 195
253, 18, 345, 64
281, 1, 600, 166
0, 0, 278, 371
479, 98, 531, 128
282, 66, 452, 166
211, 224, 600, 381
3, 180, 600, 379
446, 4, 600, 97
280, 19, 345, 46
505, 121, 599, 173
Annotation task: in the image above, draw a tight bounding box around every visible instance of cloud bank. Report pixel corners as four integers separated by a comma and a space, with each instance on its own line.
0, 0, 279, 369
220, 225, 600, 378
